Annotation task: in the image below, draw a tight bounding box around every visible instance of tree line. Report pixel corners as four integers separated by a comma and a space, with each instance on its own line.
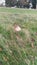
5, 0, 36, 9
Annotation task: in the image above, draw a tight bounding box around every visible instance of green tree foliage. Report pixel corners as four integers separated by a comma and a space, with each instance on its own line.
5, 0, 17, 7
5, 0, 36, 8
5, 0, 30, 7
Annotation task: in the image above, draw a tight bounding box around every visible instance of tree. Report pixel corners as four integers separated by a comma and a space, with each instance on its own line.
17, 0, 30, 8
5, 0, 17, 7
5, 0, 30, 8
32, 0, 36, 9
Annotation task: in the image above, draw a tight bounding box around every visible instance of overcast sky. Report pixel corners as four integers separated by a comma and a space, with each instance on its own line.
0, 0, 5, 3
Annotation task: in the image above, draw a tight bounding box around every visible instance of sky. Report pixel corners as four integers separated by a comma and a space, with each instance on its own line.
0, 0, 5, 3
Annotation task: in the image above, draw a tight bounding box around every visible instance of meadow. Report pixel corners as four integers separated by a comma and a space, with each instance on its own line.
0, 8, 37, 65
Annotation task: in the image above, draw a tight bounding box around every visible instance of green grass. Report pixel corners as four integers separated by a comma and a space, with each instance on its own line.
0, 8, 37, 65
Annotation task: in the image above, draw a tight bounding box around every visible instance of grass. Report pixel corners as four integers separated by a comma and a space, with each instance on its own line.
0, 8, 37, 65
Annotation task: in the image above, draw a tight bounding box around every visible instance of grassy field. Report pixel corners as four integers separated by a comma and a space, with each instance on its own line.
0, 8, 37, 65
